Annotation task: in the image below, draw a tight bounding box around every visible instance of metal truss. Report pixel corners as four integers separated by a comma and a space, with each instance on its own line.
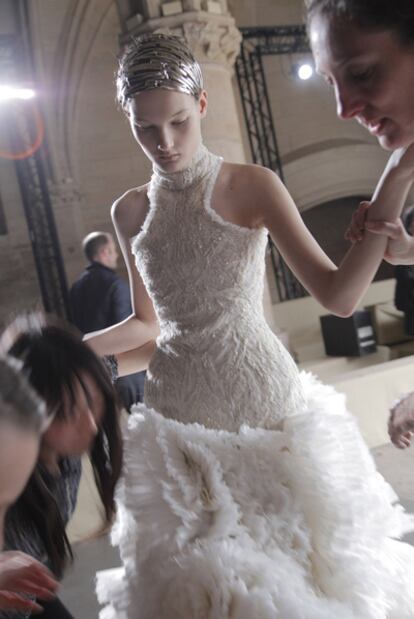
236, 26, 310, 301
10, 108, 71, 318
0, 19, 70, 318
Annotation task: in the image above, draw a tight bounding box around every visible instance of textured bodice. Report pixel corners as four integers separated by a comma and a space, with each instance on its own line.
131, 146, 305, 430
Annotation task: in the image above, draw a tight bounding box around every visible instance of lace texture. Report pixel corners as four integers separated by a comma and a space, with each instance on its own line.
131, 144, 305, 430
97, 378, 414, 619
96, 146, 414, 618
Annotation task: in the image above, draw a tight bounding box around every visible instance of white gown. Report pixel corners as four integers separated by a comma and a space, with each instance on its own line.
97, 146, 414, 619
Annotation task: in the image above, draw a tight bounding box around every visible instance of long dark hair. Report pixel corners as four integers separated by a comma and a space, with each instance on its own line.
305, 0, 414, 45
0, 313, 123, 577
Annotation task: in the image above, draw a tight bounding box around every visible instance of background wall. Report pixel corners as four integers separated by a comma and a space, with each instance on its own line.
0, 0, 412, 329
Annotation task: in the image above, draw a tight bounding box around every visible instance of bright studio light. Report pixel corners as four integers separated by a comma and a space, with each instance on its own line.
297, 64, 314, 81
0, 85, 36, 101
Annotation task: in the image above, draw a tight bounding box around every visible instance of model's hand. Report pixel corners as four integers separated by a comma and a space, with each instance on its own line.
388, 392, 414, 449
0, 551, 58, 611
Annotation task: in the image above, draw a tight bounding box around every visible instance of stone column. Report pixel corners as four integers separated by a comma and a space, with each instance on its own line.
121, 1, 245, 163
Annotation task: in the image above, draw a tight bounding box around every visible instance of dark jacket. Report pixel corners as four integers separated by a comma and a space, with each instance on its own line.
69, 262, 132, 333
395, 264, 414, 336
69, 262, 145, 406
1, 458, 81, 619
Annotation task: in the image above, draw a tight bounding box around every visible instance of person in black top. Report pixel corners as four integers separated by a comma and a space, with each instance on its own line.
0, 356, 58, 615
394, 208, 414, 335
69, 231, 145, 408
0, 313, 122, 619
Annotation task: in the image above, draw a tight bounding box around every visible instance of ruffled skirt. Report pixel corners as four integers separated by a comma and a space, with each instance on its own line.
97, 373, 414, 618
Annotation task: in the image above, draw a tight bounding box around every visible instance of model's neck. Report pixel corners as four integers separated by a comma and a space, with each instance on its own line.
152, 143, 214, 191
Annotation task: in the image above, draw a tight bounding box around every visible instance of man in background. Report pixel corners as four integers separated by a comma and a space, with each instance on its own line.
70, 231, 145, 407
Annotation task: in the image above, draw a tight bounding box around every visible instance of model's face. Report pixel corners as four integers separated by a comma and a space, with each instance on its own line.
0, 423, 39, 549
127, 88, 207, 172
310, 13, 414, 149
41, 372, 105, 459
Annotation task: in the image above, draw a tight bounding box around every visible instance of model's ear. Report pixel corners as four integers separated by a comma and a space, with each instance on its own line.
199, 90, 208, 118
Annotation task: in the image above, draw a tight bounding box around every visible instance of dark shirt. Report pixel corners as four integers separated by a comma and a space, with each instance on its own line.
69, 262, 132, 333
395, 264, 414, 336
69, 262, 145, 407
1, 458, 81, 619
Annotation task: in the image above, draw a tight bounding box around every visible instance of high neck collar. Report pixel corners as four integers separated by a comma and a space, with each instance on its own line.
151, 144, 214, 192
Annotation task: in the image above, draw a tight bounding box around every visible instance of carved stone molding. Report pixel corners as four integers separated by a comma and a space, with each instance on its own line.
127, 0, 230, 21
123, 12, 242, 71
180, 18, 241, 68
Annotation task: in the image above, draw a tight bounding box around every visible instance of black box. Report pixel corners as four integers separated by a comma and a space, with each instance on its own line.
319, 310, 377, 357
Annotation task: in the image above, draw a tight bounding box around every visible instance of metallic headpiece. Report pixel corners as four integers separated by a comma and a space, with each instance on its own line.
117, 33, 204, 108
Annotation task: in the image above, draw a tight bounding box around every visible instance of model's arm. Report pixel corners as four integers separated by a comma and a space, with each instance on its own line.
255, 145, 414, 316
84, 188, 159, 356
116, 340, 156, 377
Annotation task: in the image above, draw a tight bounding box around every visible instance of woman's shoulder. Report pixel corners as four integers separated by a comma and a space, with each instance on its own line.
219, 161, 281, 202
212, 162, 280, 228
221, 161, 279, 186
111, 184, 150, 237
112, 184, 149, 217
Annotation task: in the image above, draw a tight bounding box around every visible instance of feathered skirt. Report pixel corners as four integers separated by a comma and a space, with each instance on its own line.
96, 373, 414, 618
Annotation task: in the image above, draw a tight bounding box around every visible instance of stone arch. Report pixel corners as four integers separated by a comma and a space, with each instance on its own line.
283, 142, 389, 211
29, 0, 117, 181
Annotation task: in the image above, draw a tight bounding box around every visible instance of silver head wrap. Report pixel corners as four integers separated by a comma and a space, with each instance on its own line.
117, 33, 204, 109
0, 355, 46, 433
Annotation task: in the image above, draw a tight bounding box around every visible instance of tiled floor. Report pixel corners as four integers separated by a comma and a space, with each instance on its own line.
60, 442, 414, 618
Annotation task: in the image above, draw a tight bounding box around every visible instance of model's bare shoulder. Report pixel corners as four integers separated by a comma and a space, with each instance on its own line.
218, 162, 282, 223
221, 161, 278, 190
111, 184, 150, 238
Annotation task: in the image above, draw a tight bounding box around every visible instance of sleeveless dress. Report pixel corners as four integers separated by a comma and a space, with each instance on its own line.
97, 146, 414, 619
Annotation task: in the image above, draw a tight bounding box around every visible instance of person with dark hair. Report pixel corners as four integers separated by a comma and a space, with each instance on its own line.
70, 231, 146, 408
306, 0, 414, 449
394, 208, 414, 334
306, 0, 414, 150
0, 314, 122, 619
70, 231, 127, 334
80, 32, 414, 617
0, 356, 58, 615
